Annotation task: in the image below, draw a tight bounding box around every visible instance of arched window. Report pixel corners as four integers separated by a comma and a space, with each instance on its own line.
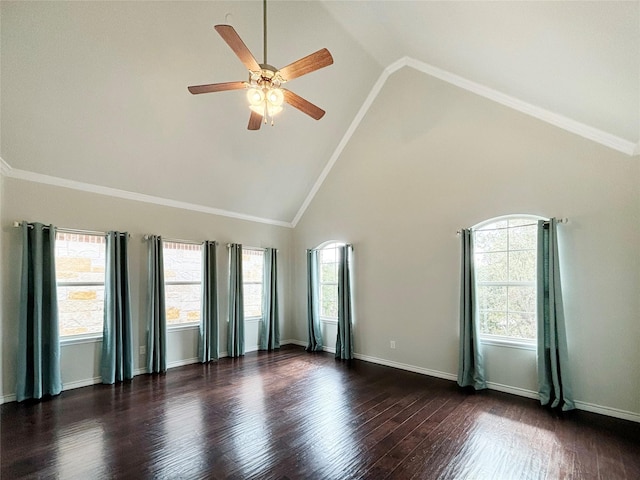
317, 242, 342, 321
473, 215, 545, 342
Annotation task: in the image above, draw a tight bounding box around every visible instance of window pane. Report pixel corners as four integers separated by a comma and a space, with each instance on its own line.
55, 234, 106, 284
474, 228, 507, 253
508, 250, 536, 282
507, 286, 536, 314
55, 233, 106, 337
480, 310, 508, 337
165, 284, 202, 325
509, 223, 537, 251
243, 250, 264, 283
477, 285, 507, 312
507, 313, 536, 339
242, 249, 264, 318
320, 284, 338, 318
475, 252, 507, 282
244, 283, 263, 318
321, 262, 338, 283
320, 246, 337, 263
57, 285, 105, 336
163, 242, 202, 326
163, 242, 202, 282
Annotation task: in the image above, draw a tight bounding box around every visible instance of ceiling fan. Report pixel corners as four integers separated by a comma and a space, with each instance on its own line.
188, 0, 334, 130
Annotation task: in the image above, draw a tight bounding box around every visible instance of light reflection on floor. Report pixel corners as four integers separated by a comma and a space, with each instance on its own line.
227, 373, 271, 474
156, 395, 206, 477
55, 419, 107, 478
435, 410, 558, 480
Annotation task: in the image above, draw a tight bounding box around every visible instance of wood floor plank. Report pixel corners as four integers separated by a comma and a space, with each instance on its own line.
2, 346, 639, 480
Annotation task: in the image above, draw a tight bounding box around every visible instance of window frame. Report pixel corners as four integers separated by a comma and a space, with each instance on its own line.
472, 214, 545, 349
162, 240, 203, 329
55, 231, 107, 343
241, 247, 266, 322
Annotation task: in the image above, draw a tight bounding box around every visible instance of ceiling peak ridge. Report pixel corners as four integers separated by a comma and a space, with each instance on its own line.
290, 56, 639, 228
0, 158, 293, 229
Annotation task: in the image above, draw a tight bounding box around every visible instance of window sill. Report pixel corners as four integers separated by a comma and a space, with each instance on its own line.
480, 335, 536, 351
167, 323, 199, 332
60, 334, 103, 346
245, 317, 262, 323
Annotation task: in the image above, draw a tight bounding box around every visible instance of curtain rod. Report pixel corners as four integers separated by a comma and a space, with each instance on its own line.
456, 218, 569, 236
307, 243, 354, 252
12, 221, 128, 237
226, 244, 279, 252
143, 234, 210, 246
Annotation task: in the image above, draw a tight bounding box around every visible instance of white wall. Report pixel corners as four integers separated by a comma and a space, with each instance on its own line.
1, 178, 293, 400
292, 67, 640, 419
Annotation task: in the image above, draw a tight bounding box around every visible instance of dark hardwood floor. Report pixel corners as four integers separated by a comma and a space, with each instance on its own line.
2, 345, 639, 479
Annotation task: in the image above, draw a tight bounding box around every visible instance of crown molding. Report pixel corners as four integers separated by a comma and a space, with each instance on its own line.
290, 56, 639, 227
403, 57, 638, 157
0, 160, 293, 228
0, 157, 11, 176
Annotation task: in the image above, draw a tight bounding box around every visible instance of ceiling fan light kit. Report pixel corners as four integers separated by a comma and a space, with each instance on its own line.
188, 0, 333, 130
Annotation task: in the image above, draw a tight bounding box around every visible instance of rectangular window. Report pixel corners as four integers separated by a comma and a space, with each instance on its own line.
242, 248, 264, 319
55, 233, 106, 337
163, 241, 203, 326
474, 218, 537, 342
319, 244, 339, 320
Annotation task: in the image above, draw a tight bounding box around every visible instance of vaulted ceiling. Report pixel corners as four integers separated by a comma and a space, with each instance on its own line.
2, 1, 638, 225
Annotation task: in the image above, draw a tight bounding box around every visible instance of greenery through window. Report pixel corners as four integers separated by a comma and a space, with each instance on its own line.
474, 217, 540, 341
319, 243, 340, 320
55, 233, 106, 337
163, 241, 203, 326
243, 248, 265, 319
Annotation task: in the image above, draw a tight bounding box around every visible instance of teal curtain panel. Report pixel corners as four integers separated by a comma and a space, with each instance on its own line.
199, 241, 219, 362
537, 219, 575, 411
259, 248, 280, 351
146, 235, 167, 373
101, 231, 134, 384
16, 222, 62, 402
335, 244, 354, 360
457, 229, 486, 390
227, 244, 245, 357
306, 249, 323, 352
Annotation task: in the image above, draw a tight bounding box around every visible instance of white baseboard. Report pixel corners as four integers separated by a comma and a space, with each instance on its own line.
0, 376, 104, 404
167, 357, 199, 369
353, 352, 458, 382
1, 393, 16, 404
485, 381, 538, 400
574, 400, 640, 423
63, 376, 103, 391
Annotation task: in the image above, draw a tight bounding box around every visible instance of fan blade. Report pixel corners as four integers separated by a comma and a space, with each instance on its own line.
188, 81, 246, 95
278, 48, 333, 81
214, 25, 261, 72
248, 110, 263, 130
283, 89, 325, 120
